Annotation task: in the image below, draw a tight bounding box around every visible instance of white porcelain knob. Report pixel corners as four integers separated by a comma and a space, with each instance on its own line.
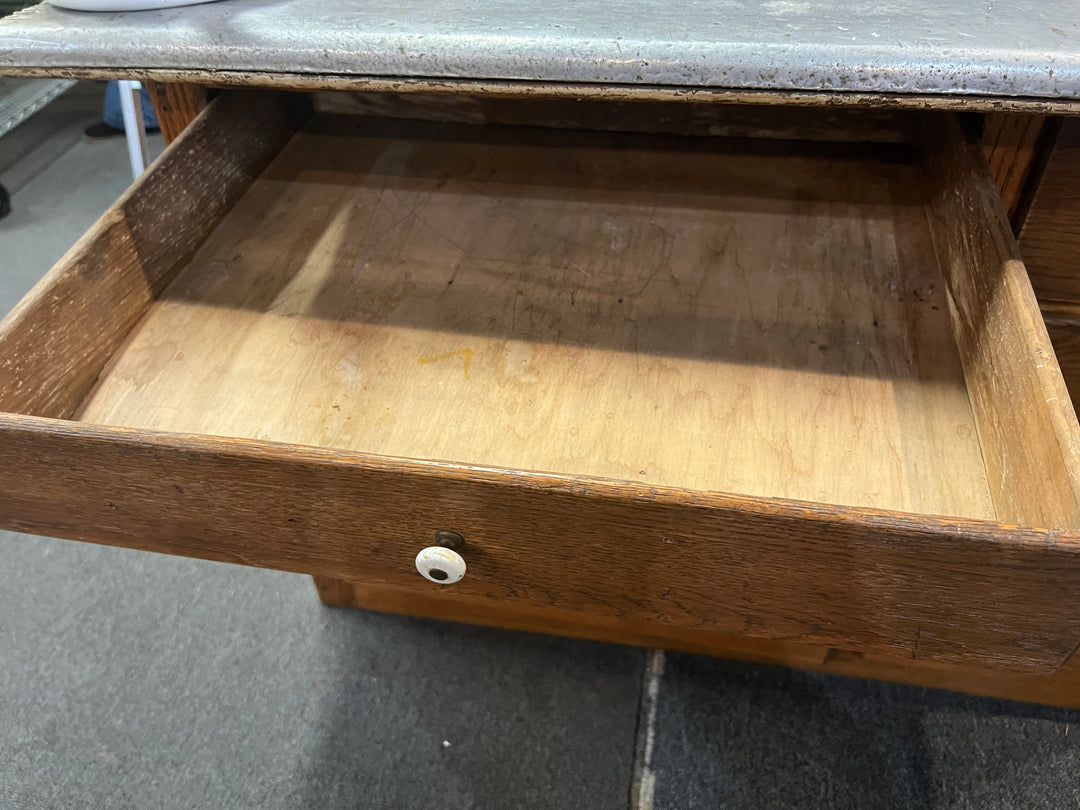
415, 546, 466, 584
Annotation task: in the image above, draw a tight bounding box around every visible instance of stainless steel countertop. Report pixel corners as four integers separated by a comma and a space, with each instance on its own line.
1, 0, 1078, 104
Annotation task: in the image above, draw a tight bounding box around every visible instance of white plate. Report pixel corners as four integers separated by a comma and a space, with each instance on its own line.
50, 0, 223, 11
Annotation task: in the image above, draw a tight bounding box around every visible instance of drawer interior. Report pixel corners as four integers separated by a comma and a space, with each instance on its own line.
77, 114, 991, 519
3, 92, 1078, 528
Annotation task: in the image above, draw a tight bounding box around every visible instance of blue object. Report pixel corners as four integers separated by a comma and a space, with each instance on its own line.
103, 80, 159, 131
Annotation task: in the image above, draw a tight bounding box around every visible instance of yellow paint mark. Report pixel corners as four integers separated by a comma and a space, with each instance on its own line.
418, 348, 474, 379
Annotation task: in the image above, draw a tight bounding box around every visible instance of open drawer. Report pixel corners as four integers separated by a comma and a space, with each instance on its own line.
2, 91, 1079, 674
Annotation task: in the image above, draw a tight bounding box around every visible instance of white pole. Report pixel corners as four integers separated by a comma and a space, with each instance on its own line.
117, 79, 150, 179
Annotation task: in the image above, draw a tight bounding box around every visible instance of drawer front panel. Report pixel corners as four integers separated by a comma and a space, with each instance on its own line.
3, 415, 1080, 674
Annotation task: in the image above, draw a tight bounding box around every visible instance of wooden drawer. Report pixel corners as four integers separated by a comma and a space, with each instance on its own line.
2, 91, 1080, 674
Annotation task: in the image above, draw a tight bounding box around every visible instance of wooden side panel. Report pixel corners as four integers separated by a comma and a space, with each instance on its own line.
1043, 306, 1080, 417
922, 115, 1080, 530
1020, 119, 1080, 306
315, 578, 1080, 708
0, 90, 310, 418
981, 113, 1047, 227
4, 414, 1080, 673
145, 82, 209, 144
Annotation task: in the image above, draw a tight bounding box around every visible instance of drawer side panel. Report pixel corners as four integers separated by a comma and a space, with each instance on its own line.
0, 90, 310, 418
923, 115, 1080, 529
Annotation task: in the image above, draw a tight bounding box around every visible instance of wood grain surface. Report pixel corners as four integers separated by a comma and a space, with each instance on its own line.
78, 114, 993, 519
315, 577, 1080, 708
981, 112, 1048, 228
4, 414, 1080, 672
144, 82, 208, 144
1014, 118, 1080, 436
311, 575, 836, 667
922, 115, 1080, 530
1043, 304, 1080, 416
0, 90, 310, 418
1020, 118, 1080, 305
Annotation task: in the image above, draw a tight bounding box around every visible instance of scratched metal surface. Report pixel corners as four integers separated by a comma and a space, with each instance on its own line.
0, 0, 1078, 101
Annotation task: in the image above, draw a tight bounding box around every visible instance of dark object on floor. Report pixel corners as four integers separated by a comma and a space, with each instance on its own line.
83, 120, 160, 141
83, 120, 124, 141
0, 183, 10, 219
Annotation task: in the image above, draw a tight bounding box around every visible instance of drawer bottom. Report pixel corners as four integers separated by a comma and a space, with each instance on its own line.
76, 114, 993, 519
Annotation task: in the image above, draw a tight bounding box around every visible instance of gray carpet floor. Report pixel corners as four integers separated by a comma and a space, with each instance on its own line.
1, 82, 1079, 809
652, 655, 1080, 810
